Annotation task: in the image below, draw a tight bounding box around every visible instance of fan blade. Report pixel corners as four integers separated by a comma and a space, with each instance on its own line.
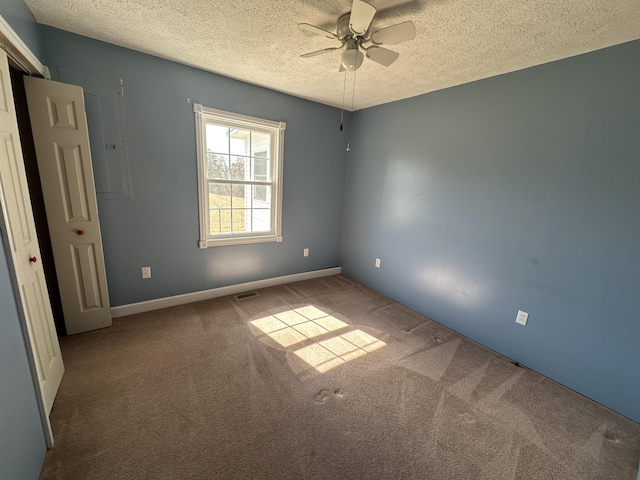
370, 21, 415, 45
366, 46, 400, 66
301, 47, 341, 58
298, 23, 337, 39
349, 0, 376, 36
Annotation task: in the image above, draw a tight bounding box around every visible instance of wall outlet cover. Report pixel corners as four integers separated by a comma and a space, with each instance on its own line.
516, 310, 529, 326
142, 266, 151, 279
375, 258, 381, 268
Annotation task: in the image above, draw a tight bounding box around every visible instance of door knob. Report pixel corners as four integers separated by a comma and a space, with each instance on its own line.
29, 256, 37, 263
77, 230, 84, 235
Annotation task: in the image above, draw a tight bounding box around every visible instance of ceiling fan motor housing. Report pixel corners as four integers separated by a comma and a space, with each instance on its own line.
337, 13, 361, 39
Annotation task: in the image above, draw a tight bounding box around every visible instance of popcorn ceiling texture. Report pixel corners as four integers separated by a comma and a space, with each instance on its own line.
25, 0, 640, 110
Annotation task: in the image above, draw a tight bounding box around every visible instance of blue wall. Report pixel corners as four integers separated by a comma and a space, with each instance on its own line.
0, 240, 48, 479
40, 26, 348, 307
0, 0, 42, 60
340, 40, 640, 422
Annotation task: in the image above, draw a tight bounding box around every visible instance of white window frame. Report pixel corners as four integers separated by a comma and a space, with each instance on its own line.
194, 104, 285, 248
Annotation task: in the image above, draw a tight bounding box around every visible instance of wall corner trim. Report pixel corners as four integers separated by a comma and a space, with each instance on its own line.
0, 14, 47, 77
110, 267, 342, 317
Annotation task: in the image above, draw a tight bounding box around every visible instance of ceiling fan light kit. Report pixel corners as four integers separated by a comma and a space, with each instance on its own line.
298, 0, 416, 72
341, 40, 364, 71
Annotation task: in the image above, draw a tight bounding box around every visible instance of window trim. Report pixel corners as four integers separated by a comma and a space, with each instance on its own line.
194, 104, 286, 248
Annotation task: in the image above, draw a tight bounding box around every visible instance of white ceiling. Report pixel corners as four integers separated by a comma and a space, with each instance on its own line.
25, 0, 640, 111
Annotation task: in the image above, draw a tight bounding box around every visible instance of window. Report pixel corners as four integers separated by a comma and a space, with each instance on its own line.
194, 104, 285, 247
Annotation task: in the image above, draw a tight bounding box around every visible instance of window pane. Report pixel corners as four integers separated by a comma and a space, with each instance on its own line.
250, 132, 271, 159
253, 185, 271, 207
232, 209, 253, 234
230, 156, 248, 181
207, 153, 230, 180
231, 185, 246, 233
230, 208, 246, 233
231, 184, 246, 208
230, 129, 250, 156
209, 183, 230, 234
206, 124, 230, 155
209, 182, 230, 202
251, 154, 269, 182
210, 208, 231, 234
251, 208, 271, 232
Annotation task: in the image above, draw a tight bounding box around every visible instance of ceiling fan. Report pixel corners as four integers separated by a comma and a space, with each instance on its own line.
299, 0, 416, 71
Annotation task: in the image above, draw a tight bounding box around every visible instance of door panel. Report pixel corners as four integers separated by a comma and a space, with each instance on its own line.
55, 143, 91, 221
46, 97, 78, 130
72, 242, 105, 310
2, 131, 33, 246
0, 51, 64, 414
24, 76, 111, 335
23, 270, 57, 373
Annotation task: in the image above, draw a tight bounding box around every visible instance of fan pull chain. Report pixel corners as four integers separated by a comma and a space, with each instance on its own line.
340, 70, 347, 131
351, 67, 357, 112
346, 68, 357, 152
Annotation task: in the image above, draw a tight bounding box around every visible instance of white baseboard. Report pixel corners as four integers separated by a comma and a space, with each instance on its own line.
110, 267, 342, 318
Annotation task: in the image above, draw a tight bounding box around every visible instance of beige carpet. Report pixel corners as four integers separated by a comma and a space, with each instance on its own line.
41, 275, 640, 479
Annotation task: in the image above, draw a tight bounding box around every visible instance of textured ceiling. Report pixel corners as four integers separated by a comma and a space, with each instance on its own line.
24, 0, 640, 111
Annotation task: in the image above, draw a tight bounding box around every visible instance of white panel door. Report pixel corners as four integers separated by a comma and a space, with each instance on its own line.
24, 76, 112, 335
0, 51, 64, 414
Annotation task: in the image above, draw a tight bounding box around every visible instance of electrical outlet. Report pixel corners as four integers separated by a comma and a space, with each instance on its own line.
141, 266, 151, 279
375, 258, 381, 268
303, 248, 309, 257
515, 310, 528, 326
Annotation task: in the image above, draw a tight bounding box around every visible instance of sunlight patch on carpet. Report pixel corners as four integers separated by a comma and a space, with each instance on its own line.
295, 329, 386, 372
251, 307, 348, 347
250, 306, 386, 372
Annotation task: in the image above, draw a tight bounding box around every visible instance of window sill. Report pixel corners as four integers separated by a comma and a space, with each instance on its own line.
199, 234, 283, 248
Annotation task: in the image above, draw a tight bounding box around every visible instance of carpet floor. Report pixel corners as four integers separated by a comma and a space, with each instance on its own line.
40, 274, 640, 479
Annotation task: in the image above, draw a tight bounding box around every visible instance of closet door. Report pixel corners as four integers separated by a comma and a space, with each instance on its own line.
0, 50, 64, 414
24, 76, 111, 335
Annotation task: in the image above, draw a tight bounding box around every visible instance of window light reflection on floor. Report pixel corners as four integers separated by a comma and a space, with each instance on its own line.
295, 330, 386, 373
250, 305, 386, 373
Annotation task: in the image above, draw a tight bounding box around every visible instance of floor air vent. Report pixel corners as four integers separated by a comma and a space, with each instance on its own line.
235, 292, 259, 300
